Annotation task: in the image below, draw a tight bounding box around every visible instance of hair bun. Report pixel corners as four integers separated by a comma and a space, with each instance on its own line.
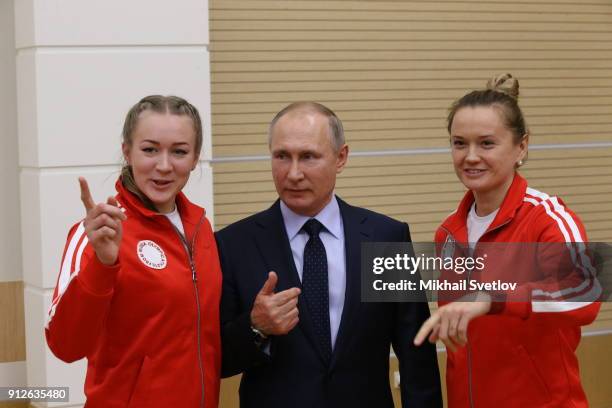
486, 73, 519, 100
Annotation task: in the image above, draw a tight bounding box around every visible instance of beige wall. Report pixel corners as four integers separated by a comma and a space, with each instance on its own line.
210, 0, 612, 238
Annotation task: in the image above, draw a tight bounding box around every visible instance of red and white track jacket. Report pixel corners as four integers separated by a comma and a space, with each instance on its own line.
435, 173, 600, 408
46, 180, 222, 408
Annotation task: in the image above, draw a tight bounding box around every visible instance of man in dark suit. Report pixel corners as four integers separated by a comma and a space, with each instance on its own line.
216, 102, 442, 407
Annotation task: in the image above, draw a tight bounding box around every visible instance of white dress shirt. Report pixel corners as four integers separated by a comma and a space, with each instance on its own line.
280, 196, 346, 348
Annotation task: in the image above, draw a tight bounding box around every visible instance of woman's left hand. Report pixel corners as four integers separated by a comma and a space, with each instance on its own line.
414, 292, 492, 352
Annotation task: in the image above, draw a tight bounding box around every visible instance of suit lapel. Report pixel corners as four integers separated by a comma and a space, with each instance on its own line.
254, 201, 327, 364
331, 197, 371, 368
253, 201, 301, 290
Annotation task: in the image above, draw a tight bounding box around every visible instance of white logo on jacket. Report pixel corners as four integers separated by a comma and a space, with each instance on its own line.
441, 235, 455, 260
137, 240, 167, 269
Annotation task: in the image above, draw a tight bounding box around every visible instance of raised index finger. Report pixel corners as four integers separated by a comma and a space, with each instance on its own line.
78, 177, 95, 212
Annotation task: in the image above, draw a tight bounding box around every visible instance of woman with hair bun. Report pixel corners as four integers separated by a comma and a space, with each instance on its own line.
46, 95, 222, 407
415, 74, 600, 407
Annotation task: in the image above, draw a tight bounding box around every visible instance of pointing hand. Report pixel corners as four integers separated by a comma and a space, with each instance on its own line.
79, 177, 126, 265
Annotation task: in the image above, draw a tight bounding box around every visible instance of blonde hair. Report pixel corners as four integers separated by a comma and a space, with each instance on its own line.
121, 95, 203, 211
486, 73, 520, 100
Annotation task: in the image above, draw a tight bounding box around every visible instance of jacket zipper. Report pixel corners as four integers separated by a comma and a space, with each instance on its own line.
440, 218, 512, 408
171, 215, 206, 408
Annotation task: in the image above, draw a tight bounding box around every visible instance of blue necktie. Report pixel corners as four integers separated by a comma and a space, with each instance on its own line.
301, 218, 332, 362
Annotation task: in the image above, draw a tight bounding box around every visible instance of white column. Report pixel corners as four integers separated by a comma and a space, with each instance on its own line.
14, 1, 212, 406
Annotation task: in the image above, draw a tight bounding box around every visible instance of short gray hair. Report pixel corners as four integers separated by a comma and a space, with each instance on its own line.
268, 101, 345, 152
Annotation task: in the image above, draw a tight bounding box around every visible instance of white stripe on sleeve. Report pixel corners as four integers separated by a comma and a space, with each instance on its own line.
47, 222, 89, 328
56, 222, 85, 303
524, 188, 599, 308
532, 301, 597, 313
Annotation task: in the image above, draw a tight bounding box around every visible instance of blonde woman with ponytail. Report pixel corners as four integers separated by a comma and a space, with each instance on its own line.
415, 74, 599, 407
46, 95, 222, 407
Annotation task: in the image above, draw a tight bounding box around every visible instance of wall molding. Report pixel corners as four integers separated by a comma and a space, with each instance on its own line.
212, 141, 612, 163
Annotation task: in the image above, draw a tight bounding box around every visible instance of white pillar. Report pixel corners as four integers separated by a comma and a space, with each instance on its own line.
14, 1, 212, 406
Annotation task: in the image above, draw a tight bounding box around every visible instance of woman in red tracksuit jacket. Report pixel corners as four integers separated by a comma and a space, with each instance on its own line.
46, 95, 222, 407
414, 74, 600, 407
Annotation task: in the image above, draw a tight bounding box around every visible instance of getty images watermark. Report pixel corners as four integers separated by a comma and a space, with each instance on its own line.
361, 242, 612, 303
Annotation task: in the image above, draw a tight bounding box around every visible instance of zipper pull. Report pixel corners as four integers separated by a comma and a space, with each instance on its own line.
191, 264, 197, 282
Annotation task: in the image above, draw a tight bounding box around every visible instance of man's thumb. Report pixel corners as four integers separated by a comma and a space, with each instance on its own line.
259, 271, 278, 295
